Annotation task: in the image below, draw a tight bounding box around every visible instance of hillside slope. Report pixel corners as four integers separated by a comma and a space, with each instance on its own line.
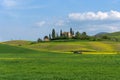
0, 43, 38, 53
3, 40, 120, 54
96, 31, 120, 40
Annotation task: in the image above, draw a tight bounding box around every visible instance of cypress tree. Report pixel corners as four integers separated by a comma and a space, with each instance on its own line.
60, 29, 63, 37
70, 28, 73, 35
49, 34, 51, 40
52, 29, 56, 39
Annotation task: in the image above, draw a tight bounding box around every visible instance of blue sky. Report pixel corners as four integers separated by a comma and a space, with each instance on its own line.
0, 0, 120, 41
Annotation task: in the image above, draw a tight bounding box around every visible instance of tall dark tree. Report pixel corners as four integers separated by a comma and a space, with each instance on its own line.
70, 28, 73, 35
52, 29, 56, 39
70, 28, 75, 35
49, 34, 52, 40
60, 29, 63, 37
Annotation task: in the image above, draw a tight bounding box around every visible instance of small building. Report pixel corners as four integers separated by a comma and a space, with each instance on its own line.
62, 32, 72, 38
44, 36, 49, 41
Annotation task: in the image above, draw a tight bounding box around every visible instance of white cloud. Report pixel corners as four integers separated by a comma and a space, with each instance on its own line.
36, 21, 46, 27
34, 10, 120, 34
2, 0, 17, 8
68, 10, 120, 21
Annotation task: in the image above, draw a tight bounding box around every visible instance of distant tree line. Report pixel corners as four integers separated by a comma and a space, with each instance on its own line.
41, 28, 89, 41
36, 28, 119, 42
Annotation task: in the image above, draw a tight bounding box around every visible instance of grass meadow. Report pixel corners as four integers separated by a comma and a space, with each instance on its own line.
0, 42, 120, 80
0, 44, 120, 79
5, 40, 120, 54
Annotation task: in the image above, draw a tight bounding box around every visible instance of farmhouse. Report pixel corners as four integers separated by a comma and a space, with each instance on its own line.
44, 36, 49, 41
62, 32, 72, 38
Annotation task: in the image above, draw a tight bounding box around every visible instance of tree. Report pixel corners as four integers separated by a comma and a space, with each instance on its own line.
37, 38, 42, 42
82, 32, 87, 36
49, 34, 52, 40
101, 35, 110, 40
81, 32, 88, 40
70, 28, 74, 36
70, 28, 72, 35
56, 33, 59, 38
60, 29, 63, 37
52, 29, 56, 39
75, 31, 81, 39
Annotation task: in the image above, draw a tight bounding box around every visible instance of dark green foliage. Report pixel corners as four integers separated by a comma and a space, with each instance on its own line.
70, 28, 72, 35
101, 35, 110, 40
70, 28, 74, 36
75, 31, 81, 39
52, 29, 56, 39
111, 37, 119, 41
89, 36, 102, 41
82, 32, 87, 36
49, 34, 52, 40
43, 28, 120, 42
95, 31, 120, 41
80, 32, 88, 40
37, 38, 42, 42
56, 33, 59, 38
60, 29, 63, 37
30, 41, 37, 44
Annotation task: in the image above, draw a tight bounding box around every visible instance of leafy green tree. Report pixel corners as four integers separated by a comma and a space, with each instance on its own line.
101, 35, 110, 40
81, 32, 88, 40
37, 38, 42, 42
52, 29, 56, 39
82, 32, 87, 36
75, 31, 81, 39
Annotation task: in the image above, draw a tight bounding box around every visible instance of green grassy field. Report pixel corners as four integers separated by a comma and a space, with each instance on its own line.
4, 40, 120, 54
0, 43, 120, 80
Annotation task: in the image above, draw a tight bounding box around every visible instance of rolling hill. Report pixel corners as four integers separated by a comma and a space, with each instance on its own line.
95, 31, 120, 40
95, 32, 108, 36
3, 40, 120, 54
0, 43, 38, 53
